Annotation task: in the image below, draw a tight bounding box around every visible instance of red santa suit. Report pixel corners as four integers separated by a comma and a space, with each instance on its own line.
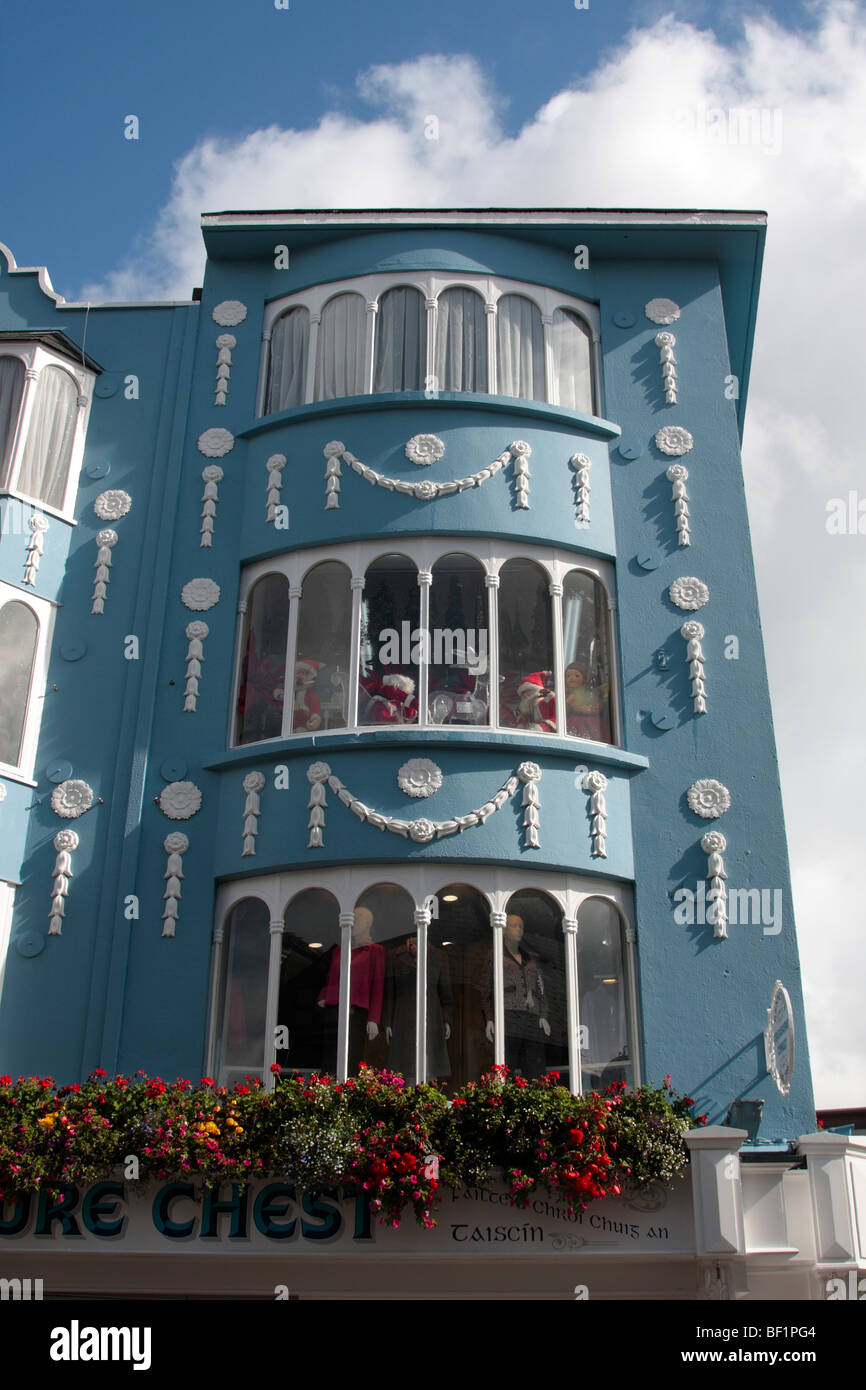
515, 671, 556, 733
361, 671, 418, 724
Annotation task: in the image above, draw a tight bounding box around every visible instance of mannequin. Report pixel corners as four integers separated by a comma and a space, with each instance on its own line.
317, 907, 385, 1073
482, 914, 551, 1078
383, 934, 453, 1084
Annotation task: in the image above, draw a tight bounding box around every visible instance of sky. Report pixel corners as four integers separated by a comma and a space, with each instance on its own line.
2, 0, 864, 1110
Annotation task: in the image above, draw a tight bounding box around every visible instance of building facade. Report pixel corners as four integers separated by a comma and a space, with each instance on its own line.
0, 211, 863, 1300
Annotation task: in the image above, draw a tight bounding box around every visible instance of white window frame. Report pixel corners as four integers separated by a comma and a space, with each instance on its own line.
208, 864, 640, 1096
230, 537, 620, 749
0, 342, 94, 521
257, 272, 601, 416
0, 581, 56, 784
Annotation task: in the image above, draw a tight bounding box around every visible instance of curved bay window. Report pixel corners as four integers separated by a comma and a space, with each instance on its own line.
210, 868, 638, 1094
233, 541, 617, 746
259, 272, 598, 414
0, 347, 91, 515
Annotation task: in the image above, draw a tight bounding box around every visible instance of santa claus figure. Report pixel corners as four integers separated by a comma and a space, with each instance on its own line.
361, 670, 418, 724
293, 658, 323, 732
515, 670, 556, 733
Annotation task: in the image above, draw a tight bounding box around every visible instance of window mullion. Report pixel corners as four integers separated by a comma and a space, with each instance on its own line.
425, 297, 437, 396
563, 916, 581, 1095
549, 581, 565, 736
485, 572, 500, 730
363, 301, 377, 394
349, 577, 364, 728
264, 918, 284, 1090
337, 911, 355, 1081
414, 903, 430, 1084
485, 302, 497, 395
205, 918, 226, 1077
306, 313, 320, 404
606, 590, 622, 747
490, 910, 506, 1067
256, 331, 271, 417
542, 312, 555, 405
417, 570, 431, 725
280, 584, 303, 738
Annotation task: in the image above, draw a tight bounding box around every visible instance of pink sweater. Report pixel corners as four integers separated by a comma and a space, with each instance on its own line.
317, 942, 385, 1024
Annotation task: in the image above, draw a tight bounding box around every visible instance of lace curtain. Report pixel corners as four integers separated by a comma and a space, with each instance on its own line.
266, 306, 309, 412
16, 365, 77, 509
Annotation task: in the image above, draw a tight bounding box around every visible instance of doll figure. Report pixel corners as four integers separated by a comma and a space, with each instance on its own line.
564, 661, 610, 741
292, 658, 323, 732
515, 670, 556, 733
361, 671, 418, 724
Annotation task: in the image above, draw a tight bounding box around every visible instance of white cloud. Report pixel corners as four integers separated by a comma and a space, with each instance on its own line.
81, 3, 866, 1109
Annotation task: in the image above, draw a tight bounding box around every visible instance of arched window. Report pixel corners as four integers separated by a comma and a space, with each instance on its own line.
496, 294, 545, 401
278, 888, 341, 1075
337, 884, 417, 1077
373, 287, 425, 392
294, 560, 352, 732
236, 574, 290, 745
577, 897, 633, 1092
498, 558, 554, 732
16, 365, 78, 509
551, 308, 592, 412
429, 884, 490, 1092
428, 553, 489, 726
315, 293, 366, 401
359, 554, 419, 726
0, 601, 38, 767
562, 570, 613, 743
215, 897, 270, 1086
0, 355, 25, 483
497, 890, 568, 1081
266, 306, 309, 412
435, 287, 487, 393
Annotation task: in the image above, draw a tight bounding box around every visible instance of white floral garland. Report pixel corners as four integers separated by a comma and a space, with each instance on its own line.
322, 440, 531, 510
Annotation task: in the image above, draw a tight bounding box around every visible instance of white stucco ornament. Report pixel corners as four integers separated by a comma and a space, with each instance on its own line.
409, 818, 437, 843
397, 759, 443, 799
197, 428, 235, 458
687, 779, 731, 819
164, 831, 189, 854
645, 298, 681, 325
212, 300, 247, 326
93, 490, 132, 521
159, 781, 202, 820
48, 829, 80, 936
669, 576, 709, 611
50, 779, 94, 819
655, 425, 693, 457
181, 578, 220, 611
405, 434, 445, 466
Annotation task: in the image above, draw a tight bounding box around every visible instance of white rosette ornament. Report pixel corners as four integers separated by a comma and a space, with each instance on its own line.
687, 779, 730, 820
159, 781, 202, 820
583, 770, 608, 858
197, 428, 235, 459
93, 490, 132, 521
405, 434, 445, 466
50, 779, 94, 819
241, 771, 266, 857
680, 620, 707, 715
397, 759, 443, 799
701, 831, 729, 940
48, 829, 79, 936
669, 576, 708, 612
655, 426, 693, 458
162, 833, 189, 938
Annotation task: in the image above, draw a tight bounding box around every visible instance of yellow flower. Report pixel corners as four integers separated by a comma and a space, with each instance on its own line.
38, 1114, 56, 1129
205, 1121, 220, 1135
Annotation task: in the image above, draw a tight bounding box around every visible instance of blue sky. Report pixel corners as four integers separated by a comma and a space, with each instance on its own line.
3, 0, 866, 1108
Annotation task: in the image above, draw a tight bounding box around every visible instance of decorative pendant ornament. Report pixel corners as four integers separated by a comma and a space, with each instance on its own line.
158, 780, 202, 820
687, 779, 731, 819
48, 829, 79, 936
241, 771, 266, 856
266, 454, 286, 522
199, 466, 223, 548
701, 831, 728, 939
583, 770, 608, 857
645, 298, 680, 325
570, 453, 591, 526
680, 620, 707, 715
397, 759, 443, 799
23, 513, 49, 585
322, 439, 531, 509
50, 779, 94, 820
655, 332, 678, 405
511, 441, 531, 510
93, 489, 132, 521
162, 832, 189, 937
306, 761, 331, 849
212, 300, 247, 326
405, 434, 445, 466
669, 576, 709, 611
214, 333, 236, 407
517, 761, 542, 849
655, 425, 693, 457
182, 621, 209, 712
181, 577, 220, 611
666, 464, 691, 547
197, 428, 235, 458
91, 529, 118, 614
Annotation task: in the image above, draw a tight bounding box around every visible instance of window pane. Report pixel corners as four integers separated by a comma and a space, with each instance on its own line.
295, 561, 352, 732
236, 574, 289, 744
216, 898, 270, 1085
498, 558, 554, 732
563, 570, 613, 743
433, 885, 492, 1091
373, 287, 425, 392
551, 308, 593, 412
435, 287, 487, 392
315, 293, 366, 401
577, 898, 632, 1091
266, 307, 309, 412
494, 892, 568, 1081
0, 356, 25, 483
496, 294, 544, 401
428, 553, 489, 725
17, 366, 77, 509
359, 555, 419, 725
279, 889, 341, 1075
0, 602, 38, 766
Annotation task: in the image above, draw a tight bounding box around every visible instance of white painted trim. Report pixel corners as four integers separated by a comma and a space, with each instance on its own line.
0, 581, 56, 780
0, 340, 94, 521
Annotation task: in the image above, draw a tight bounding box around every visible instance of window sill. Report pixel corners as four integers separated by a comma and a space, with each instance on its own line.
0, 489, 77, 526
0, 765, 38, 788
239, 393, 621, 442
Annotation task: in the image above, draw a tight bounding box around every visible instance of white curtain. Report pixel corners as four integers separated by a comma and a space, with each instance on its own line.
373, 286, 425, 392
266, 307, 309, 412
0, 355, 25, 483
551, 308, 592, 412
17, 365, 78, 509
496, 294, 545, 401
435, 287, 487, 392
315, 293, 366, 400
0, 601, 38, 766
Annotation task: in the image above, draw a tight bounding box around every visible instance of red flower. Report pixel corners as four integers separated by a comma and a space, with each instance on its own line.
0, 1076, 11, 1085
235, 1085, 250, 1096
270, 1064, 282, 1074
200, 1076, 214, 1087
92, 1069, 107, 1078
